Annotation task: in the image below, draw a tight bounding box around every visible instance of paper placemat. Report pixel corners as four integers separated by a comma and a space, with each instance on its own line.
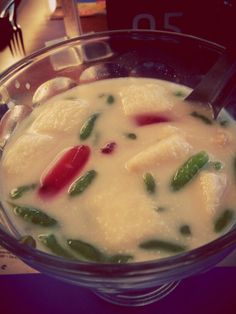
51, 1, 106, 19
0, 246, 37, 275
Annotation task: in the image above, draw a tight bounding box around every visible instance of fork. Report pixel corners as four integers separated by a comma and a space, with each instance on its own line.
7, 1, 26, 56
0, 0, 25, 56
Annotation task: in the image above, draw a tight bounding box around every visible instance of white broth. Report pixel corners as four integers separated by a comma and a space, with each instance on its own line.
0, 77, 236, 263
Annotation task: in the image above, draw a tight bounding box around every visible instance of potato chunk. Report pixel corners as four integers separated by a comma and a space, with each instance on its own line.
199, 172, 227, 216
119, 83, 173, 116
126, 134, 193, 171
29, 99, 89, 134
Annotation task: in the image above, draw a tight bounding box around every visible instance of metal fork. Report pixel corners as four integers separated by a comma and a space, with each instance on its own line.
0, 0, 25, 57
9, 24, 26, 57
7, 1, 25, 56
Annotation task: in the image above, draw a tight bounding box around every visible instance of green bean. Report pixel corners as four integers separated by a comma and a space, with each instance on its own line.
179, 224, 192, 236
10, 203, 57, 227
107, 94, 115, 105
99, 93, 115, 105
80, 113, 100, 141
219, 119, 230, 127
214, 209, 235, 233
174, 90, 186, 97
170, 151, 209, 191
19, 235, 36, 248
67, 239, 105, 262
39, 234, 74, 259
67, 239, 133, 263
107, 254, 133, 263
64, 97, 77, 100
211, 161, 223, 171
143, 173, 156, 194
154, 206, 166, 213
139, 239, 186, 253
124, 132, 137, 140
68, 170, 97, 197
9, 183, 37, 199
190, 111, 213, 125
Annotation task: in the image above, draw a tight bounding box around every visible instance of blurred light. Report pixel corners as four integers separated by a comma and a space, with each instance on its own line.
48, 0, 57, 13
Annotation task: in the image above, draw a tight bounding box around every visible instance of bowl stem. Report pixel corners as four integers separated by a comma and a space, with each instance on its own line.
93, 281, 180, 307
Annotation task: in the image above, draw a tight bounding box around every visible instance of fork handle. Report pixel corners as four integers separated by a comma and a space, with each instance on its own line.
0, 0, 14, 18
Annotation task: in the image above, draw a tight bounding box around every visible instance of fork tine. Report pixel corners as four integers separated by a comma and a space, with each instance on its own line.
9, 31, 20, 57
5, 1, 26, 57
9, 27, 26, 57
11, 32, 18, 56
17, 27, 26, 56
8, 38, 15, 57
14, 29, 21, 55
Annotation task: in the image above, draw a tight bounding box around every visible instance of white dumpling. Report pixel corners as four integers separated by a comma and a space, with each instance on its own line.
126, 134, 193, 172
2, 133, 56, 177
199, 172, 227, 216
29, 99, 90, 134
119, 83, 174, 116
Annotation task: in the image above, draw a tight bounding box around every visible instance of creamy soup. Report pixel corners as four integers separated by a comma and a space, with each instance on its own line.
0, 77, 236, 263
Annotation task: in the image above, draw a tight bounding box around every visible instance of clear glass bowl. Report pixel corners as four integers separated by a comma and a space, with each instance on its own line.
0, 30, 236, 307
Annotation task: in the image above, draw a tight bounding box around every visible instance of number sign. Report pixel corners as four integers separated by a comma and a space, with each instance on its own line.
106, 0, 236, 48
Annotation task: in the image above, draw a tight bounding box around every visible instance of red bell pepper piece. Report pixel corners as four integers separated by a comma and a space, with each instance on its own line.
100, 142, 117, 154
38, 145, 90, 198
134, 114, 170, 126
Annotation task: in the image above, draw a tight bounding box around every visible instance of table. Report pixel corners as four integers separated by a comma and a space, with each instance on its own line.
0, 0, 107, 73
0, 267, 235, 314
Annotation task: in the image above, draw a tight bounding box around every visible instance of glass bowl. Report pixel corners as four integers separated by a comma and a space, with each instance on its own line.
0, 30, 236, 307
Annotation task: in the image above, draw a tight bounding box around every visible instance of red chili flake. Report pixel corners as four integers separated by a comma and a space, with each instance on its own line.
38, 145, 90, 198
134, 114, 170, 126
100, 142, 117, 154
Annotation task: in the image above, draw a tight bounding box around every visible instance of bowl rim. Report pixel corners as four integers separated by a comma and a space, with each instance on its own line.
0, 28, 225, 84
0, 220, 236, 274
0, 29, 235, 275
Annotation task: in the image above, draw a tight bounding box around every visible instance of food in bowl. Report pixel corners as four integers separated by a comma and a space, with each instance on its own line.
0, 76, 235, 263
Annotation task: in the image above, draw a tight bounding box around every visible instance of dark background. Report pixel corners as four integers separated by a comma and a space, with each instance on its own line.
106, 0, 236, 48
0, 267, 236, 314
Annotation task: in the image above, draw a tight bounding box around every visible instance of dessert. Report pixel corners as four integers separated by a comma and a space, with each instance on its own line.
0, 77, 235, 263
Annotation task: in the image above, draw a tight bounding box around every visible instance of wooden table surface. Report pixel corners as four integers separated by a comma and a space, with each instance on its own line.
0, 0, 107, 73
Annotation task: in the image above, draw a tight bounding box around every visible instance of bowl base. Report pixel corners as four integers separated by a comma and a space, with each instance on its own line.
93, 281, 180, 307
